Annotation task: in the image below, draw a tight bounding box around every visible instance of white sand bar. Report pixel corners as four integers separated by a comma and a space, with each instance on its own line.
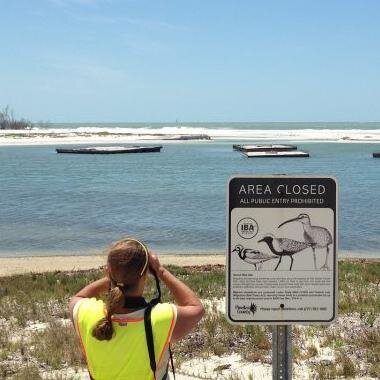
0, 254, 225, 277
2, 126, 380, 145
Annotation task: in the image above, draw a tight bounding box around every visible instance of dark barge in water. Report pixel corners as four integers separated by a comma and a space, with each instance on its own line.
373, 152, 380, 158
233, 144, 298, 152
56, 146, 162, 154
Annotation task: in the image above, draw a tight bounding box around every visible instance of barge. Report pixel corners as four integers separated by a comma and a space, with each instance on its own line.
56, 146, 162, 154
233, 144, 298, 152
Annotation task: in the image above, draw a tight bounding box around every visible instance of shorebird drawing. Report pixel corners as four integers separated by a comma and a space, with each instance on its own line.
258, 234, 311, 271
278, 213, 333, 270
232, 245, 277, 270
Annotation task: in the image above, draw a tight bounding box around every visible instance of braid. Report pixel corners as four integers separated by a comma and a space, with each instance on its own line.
92, 286, 124, 341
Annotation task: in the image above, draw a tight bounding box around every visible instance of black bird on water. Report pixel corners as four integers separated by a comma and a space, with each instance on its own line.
258, 234, 311, 270
232, 245, 277, 270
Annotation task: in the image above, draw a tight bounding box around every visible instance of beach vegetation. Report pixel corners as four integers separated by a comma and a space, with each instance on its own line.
226, 374, 241, 380
7, 365, 41, 380
313, 361, 339, 379
368, 362, 380, 378
304, 344, 318, 360
0, 260, 379, 379
0, 106, 50, 130
0, 106, 33, 130
338, 260, 380, 314
31, 320, 83, 370
96, 131, 111, 136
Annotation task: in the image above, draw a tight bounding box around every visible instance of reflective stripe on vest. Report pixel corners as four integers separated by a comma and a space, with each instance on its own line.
76, 298, 176, 380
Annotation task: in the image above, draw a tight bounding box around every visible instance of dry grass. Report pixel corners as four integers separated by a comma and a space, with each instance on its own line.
174, 306, 271, 363
31, 321, 84, 370
0, 260, 379, 379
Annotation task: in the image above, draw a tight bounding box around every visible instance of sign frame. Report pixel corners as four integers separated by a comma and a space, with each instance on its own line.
226, 175, 338, 325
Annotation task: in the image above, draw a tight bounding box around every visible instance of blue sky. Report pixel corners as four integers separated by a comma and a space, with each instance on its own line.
1, 0, 379, 122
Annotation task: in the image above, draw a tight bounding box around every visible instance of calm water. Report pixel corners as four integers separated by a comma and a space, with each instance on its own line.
0, 139, 379, 257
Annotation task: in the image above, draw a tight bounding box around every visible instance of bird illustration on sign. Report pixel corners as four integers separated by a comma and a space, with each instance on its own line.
233, 213, 333, 271
232, 244, 277, 270
258, 234, 311, 270
278, 213, 333, 270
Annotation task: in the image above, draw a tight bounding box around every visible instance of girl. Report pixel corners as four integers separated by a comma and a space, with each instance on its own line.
69, 238, 204, 379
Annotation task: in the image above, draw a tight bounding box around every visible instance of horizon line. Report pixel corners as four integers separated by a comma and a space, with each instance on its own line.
42, 120, 380, 124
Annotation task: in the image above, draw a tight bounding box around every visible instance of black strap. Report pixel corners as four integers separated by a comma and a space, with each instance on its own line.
144, 269, 175, 380
144, 269, 161, 379
144, 303, 157, 379
169, 344, 175, 379
152, 269, 162, 301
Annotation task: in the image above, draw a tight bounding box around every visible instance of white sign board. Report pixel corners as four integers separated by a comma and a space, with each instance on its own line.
226, 176, 337, 324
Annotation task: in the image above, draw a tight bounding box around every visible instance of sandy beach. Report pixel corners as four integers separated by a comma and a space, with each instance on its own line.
0, 254, 226, 277
1, 254, 378, 277
1, 133, 380, 146
2, 125, 380, 146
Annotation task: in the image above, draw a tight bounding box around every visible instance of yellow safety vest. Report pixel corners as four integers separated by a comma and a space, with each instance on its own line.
75, 298, 176, 380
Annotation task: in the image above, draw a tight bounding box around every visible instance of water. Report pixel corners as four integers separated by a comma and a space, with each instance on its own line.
0, 124, 379, 257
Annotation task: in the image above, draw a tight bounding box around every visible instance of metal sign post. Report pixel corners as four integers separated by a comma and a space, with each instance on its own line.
272, 325, 292, 380
226, 176, 338, 379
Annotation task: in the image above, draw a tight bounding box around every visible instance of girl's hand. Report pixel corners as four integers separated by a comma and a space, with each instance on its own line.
148, 252, 164, 278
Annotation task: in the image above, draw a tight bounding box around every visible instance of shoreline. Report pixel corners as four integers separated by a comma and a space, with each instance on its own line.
1, 254, 378, 277
0, 254, 226, 277
1, 137, 380, 146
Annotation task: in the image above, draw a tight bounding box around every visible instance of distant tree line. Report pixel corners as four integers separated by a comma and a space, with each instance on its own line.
0, 106, 34, 130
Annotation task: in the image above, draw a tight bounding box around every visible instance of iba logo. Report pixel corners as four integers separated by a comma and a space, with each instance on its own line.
237, 217, 259, 239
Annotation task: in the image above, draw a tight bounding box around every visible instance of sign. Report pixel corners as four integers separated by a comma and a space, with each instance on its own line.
226, 176, 337, 324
